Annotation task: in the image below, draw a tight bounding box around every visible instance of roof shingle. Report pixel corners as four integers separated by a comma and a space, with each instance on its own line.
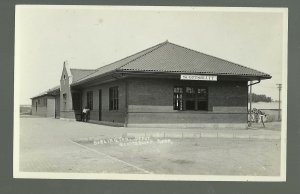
72, 41, 271, 85
31, 85, 60, 99
72, 41, 166, 85
70, 69, 96, 82
121, 42, 271, 77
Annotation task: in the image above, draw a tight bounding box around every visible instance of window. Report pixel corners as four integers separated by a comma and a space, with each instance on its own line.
38, 99, 40, 104
185, 87, 196, 110
197, 88, 208, 110
173, 87, 183, 110
109, 87, 119, 110
63, 93, 67, 100
87, 91, 93, 110
173, 86, 208, 111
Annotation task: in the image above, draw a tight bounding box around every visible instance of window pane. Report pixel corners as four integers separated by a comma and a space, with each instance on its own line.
109, 87, 118, 110
174, 86, 208, 111
186, 100, 196, 110
186, 87, 195, 94
197, 101, 208, 110
173, 87, 183, 110
197, 88, 207, 97
174, 87, 183, 93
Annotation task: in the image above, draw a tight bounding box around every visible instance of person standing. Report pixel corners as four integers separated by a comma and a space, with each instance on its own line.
82, 106, 90, 122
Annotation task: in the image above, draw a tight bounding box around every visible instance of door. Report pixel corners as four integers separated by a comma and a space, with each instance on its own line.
99, 90, 102, 121
47, 98, 56, 118
72, 92, 82, 121
55, 95, 60, 118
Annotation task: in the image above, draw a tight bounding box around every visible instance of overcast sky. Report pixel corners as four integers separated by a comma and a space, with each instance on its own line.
15, 6, 287, 105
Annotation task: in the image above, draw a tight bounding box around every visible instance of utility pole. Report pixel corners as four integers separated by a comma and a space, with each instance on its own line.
276, 84, 282, 121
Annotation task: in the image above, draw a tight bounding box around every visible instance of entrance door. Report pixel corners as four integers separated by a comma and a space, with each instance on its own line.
99, 90, 102, 121
72, 92, 82, 121
55, 95, 60, 118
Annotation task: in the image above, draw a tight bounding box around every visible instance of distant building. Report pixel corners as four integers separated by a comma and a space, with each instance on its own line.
31, 86, 60, 117
31, 41, 271, 127
20, 105, 32, 115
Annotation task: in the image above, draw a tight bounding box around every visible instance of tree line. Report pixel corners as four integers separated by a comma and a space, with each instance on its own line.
248, 93, 272, 102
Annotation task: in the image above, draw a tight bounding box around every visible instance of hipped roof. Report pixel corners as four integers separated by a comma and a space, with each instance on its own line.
72, 41, 271, 86
32, 41, 271, 99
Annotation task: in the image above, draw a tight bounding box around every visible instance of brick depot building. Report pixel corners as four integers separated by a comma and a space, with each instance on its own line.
31, 41, 271, 127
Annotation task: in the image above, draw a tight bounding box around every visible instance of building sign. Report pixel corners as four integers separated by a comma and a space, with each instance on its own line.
180, 74, 217, 81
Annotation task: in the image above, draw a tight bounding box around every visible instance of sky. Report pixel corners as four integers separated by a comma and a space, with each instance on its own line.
15, 6, 287, 105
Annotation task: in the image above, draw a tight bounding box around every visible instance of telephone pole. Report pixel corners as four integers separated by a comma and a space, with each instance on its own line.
276, 84, 282, 121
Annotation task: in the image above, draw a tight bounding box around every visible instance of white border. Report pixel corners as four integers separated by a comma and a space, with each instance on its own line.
13, 5, 288, 182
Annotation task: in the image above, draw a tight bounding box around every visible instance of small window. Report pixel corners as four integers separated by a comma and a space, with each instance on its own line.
87, 91, 93, 110
38, 99, 40, 104
63, 93, 67, 100
63, 75, 66, 85
109, 87, 119, 110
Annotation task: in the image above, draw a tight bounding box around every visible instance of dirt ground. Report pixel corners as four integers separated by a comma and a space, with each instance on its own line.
18, 117, 281, 176
80, 137, 280, 176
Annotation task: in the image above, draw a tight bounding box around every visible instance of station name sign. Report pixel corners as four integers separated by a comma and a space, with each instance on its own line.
180, 74, 217, 81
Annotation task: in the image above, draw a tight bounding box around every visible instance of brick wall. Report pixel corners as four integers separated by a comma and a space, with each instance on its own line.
128, 77, 173, 106
32, 96, 46, 117
60, 66, 75, 119
31, 96, 56, 117
46, 98, 56, 117
127, 77, 248, 124
81, 79, 126, 124
128, 112, 247, 124
31, 105, 47, 117
58, 76, 248, 125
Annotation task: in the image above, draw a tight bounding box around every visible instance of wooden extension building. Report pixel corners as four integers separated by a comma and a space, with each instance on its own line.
31, 41, 271, 127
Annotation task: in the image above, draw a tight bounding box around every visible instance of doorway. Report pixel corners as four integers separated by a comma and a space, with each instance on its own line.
99, 90, 102, 121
